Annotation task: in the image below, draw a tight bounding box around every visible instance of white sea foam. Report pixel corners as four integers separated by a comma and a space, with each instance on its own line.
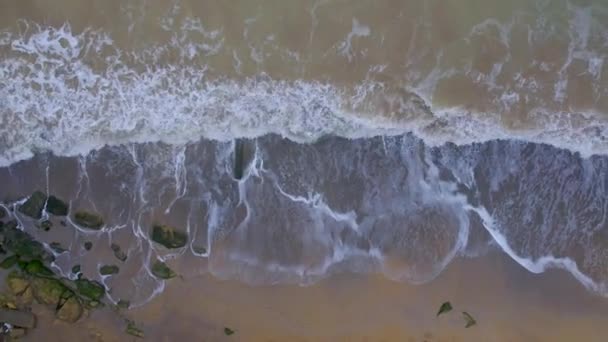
1, 19, 608, 167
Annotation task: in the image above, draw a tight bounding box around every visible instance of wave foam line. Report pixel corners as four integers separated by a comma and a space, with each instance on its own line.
1, 23, 608, 167
469, 205, 607, 296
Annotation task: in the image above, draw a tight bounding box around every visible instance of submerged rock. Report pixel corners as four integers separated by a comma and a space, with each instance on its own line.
99, 265, 119, 276
193, 246, 207, 254
56, 296, 82, 323
224, 327, 235, 336
151, 224, 187, 249
125, 320, 144, 338
71, 265, 81, 274
2, 221, 54, 263
74, 279, 105, 301
49, 242, 66, 254
39, 220, 52, 231
73, 211, 104, 230
0, 308, 36, 329
18, 191, 47, 219
31, 278, 67, 306
46, 196, 69, 216
116, 300, 130, 309
150, 261, 176, 279
462, 311, 476, 328
111, 243, 127, 262
83, 241, 93, 251
0, 255, 18, 269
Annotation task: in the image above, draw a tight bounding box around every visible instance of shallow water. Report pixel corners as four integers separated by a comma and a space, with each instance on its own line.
1, 0, 608, 340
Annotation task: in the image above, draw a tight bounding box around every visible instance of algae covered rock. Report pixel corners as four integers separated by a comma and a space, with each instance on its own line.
18, 191, 47, 219
151, 224, 187, 249
31, 278, 67, 306
2, 222, 54, 263
151, 260, 176, 279
73, 211, 104, 229
46, 195, 69, 216
0, 255, 19, 269
22, 260, 54, 277
99, 265, 119, 275
224, 327, 235, 336
74, 279, 105, 301
111, 243, 127, 262
56, 296, 83, 323
125, 320, 144, 338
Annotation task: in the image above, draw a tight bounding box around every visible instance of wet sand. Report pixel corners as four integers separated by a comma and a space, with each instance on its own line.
17, 250, 608, 342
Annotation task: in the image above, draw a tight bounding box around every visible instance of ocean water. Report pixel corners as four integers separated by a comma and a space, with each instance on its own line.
0, 0, 607, 307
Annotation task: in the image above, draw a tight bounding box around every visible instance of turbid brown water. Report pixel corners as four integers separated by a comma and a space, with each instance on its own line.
1, 0, 608, 341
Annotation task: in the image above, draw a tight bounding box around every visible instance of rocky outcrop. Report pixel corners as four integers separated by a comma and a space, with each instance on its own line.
99, 265, 119, 275
73, 211, 104, 229
46, 196, 69, 216
151, 224, 187, 249
18, 191, 47, 219
151, 261, 176, 279
111, 243, 127, 262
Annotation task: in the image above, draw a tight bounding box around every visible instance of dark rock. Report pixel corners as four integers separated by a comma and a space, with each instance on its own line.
193, 246, 207, 254
49, 242, 66, 254
84, 241, 93, 251
39, 220, 52, 231
99, 265, 119, 276
462, 311, 476, 328
437, 301, 452, 316
31, 278, 68, 306
151, 224, 187, 249
74, 279, 105, 301
224, 327, 235, 336
116, 300, 130, 309
125, 320, 144, 338
73, 211, 104, 230
111, 243, 127, 262
0, 206, 6, 220
60, 220, 67, 227
0, 255, 18, 269
2, 222, 54, 263
0, 308, 36, 329
233, 139, 245, 180
150, 261, 176, 279
71, 265, 81, 274
18, 191, 47, 219
46, 196, 69, 216
56, 296, 82, 323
